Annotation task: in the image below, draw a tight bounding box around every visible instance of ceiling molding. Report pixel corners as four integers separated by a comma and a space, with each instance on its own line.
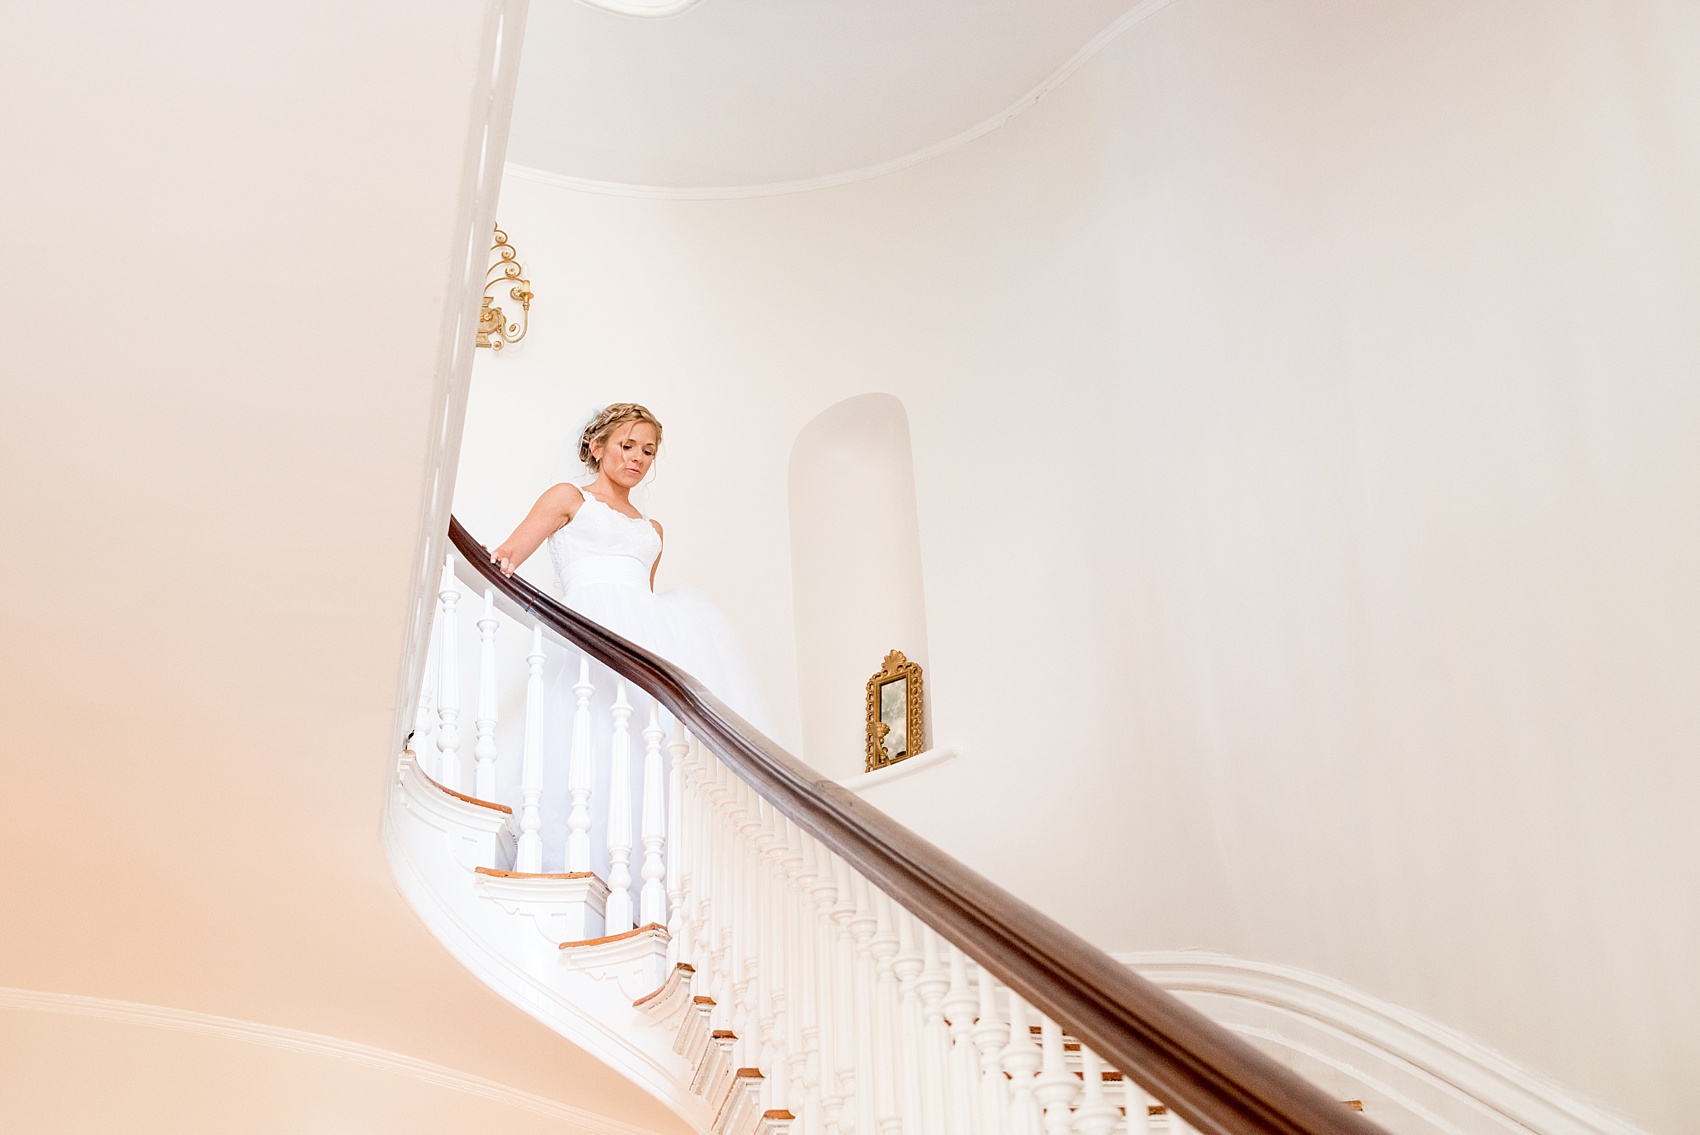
0, 986, 667, 1135
575, 0, 706, 17
504, 0, 1179, 200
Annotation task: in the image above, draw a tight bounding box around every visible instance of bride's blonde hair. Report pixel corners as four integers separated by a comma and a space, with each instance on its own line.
579, 403, 664, 472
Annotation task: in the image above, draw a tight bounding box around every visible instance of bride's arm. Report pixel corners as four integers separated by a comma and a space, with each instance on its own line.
490, 484, 583, 576
649, 520, 663, 592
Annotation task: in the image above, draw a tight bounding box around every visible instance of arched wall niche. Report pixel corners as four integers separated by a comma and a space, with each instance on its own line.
788, 394, 929, 780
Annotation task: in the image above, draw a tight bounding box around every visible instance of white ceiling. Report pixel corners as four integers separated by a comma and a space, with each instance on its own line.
508, 0, 1148, 188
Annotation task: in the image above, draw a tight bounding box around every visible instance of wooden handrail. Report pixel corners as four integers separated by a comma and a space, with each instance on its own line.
448, 516, 1389, 1135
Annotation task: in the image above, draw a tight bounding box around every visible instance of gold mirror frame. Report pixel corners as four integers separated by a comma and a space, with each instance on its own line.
865, 650, 925, 773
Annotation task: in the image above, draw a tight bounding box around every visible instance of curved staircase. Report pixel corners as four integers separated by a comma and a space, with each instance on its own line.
385, 519, 1389, 1135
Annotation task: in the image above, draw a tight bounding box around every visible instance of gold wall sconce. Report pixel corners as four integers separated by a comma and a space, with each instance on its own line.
477, 225, 532, 351
865, 650, 925, 773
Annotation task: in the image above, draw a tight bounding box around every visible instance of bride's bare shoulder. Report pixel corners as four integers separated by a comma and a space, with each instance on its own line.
534, 482, 586, 519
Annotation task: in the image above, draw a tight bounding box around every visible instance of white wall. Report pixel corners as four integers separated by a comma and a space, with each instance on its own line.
789, 395, 930, 778
459, 1, 1700, 1128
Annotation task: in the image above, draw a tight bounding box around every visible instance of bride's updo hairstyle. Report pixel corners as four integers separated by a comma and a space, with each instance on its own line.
579, 402, 664, 472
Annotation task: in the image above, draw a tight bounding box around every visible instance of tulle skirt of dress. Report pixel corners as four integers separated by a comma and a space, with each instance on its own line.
530, 558, 769, 881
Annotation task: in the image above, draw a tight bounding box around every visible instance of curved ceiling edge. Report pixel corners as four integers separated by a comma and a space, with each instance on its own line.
575, 0, 706, 17
507, 0, 1178, 200
0, 986, 668, 1135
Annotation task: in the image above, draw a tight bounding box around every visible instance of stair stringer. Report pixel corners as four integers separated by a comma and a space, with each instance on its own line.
384, 751, 714, 1132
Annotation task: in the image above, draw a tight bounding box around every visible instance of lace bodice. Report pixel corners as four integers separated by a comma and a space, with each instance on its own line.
545, 490, 661, 593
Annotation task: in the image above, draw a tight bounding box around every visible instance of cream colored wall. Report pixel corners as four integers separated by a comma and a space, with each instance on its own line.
0, 1001, 644, 1135
0, 2, 684, 1132
462, 0, 1700, 1128
788, 395, 930, 778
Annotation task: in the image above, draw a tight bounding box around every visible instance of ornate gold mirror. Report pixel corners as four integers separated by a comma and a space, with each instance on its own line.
865, 650, 924, 772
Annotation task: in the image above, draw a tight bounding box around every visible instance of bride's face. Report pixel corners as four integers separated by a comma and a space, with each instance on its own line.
594, 421, 659, 488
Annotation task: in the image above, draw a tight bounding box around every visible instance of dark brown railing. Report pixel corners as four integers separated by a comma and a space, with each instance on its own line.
449, 516, 1388, 1135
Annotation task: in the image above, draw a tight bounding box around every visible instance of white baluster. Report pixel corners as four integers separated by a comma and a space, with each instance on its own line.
833, 859, 863, 1135
870, 890, 904, 1135
605, 678, 635, 933
1073, 1046, 1120, 1135
821, 850, 854, 1135
515, 624, 546, 872
972, 966, 1009, 1135
564, 653, 594, 871
1033, 1016, 1078, 1135
892, 908, 927, 1135
1002, 991, 1044, 1135
942, 944, 983, 1135
685, 737, 712, 969
665, 717, 690, 964
726, 780, 754, 1069
808, 835, 844, 1135
639, 699, 668, 926
472, 589, 499, 800
778, 818, 810, 1125
435, 554, 462, 791
791, 831, 825, 1135
1118, 1073, 1151, 1135
915, 925, 954, 1135
413, 614, 437, 762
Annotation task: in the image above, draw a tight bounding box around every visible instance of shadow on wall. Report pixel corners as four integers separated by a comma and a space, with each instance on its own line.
788, 394, 929, 780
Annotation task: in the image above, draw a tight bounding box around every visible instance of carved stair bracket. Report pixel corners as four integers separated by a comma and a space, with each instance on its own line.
396, 751, 510, 872
474, 869, 609, 944
674, 993, 717, 1062
712, 1069, 767, 1135
560, 923, 671, 1002
634, 962, 697, 1028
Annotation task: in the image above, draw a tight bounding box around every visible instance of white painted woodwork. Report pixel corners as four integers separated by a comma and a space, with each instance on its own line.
1119, 1078, 1151, 1135
973, 966, 1010, 1135
1002, 992, 1043, 1135
473, 589, 500, 801
606, 678, 636, 934
434, 554, 463, 792
640, 701, 669, 926
1034, 1016, 1079, 1135
516, 624, 546, 873
566, 652, 595, 872
414, 616, 437, 765
1073, 1046, 1120, 1135
403, 564, 1488, 1135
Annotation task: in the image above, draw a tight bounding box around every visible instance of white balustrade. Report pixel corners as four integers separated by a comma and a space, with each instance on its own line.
973, 965, 1010, 1135
1120, 1076, 1152, 1135
411, 551, 1249, 1135
605, 678, 635, 933
516, 624, 545, 873
414, 614, 437, 759
435, 554, 462, 791
565, 652, 594, 872
640, 701, 668, 925
473, 589, 500, 801
1035, 1015, 1080, 1135
1002, 990, 1044, 1135
1075, 1046, 1121, 1135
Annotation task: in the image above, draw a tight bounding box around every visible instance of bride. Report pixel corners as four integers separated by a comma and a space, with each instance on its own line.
489, 403, 766, 876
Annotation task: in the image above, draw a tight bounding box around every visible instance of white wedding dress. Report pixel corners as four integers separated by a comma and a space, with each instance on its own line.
527, 488, 767, 880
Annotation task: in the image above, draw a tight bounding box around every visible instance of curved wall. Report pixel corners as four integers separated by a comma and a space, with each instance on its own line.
788, 395, 930, 777
464, 1, 1700, 1129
